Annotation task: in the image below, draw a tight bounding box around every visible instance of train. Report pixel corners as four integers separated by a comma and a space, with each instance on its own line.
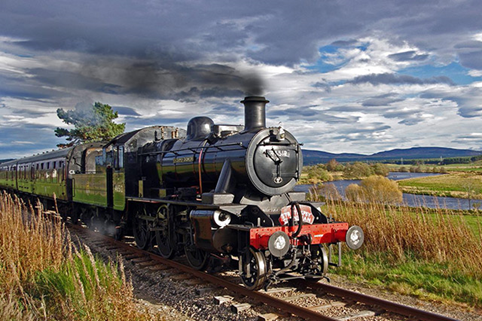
0, 96, 363, 290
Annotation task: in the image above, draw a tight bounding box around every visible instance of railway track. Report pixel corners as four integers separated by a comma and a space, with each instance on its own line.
67, 221, 459, 321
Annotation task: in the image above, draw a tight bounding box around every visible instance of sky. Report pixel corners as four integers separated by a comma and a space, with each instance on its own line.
1, 0, 482, 159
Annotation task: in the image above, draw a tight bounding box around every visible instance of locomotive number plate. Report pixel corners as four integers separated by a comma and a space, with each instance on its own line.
173, 156, 195, 164
279, 204, 315, 226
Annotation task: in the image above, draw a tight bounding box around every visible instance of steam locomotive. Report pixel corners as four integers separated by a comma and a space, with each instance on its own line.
0, 96, 363, 290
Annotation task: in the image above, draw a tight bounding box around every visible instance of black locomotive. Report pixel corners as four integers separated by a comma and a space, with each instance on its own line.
0, 96, 363, 290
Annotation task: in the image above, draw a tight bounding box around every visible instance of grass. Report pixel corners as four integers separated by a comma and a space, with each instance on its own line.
320, 199, 482, 307
398, 172, 482, 199
0, 192, 163, 320
336, 251, 482, 307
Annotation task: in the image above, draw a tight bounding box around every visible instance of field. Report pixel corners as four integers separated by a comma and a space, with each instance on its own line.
398, 172, 482, 200
0, 193, 162, 320
321, 199, 482, 308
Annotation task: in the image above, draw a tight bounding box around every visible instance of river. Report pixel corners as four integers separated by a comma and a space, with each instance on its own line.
295, 172, 475, 210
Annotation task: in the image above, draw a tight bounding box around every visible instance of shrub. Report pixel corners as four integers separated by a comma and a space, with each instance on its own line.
308, 183, 342, 202
302, 164, 333, 184
360, 175, 403, 205
345, 175, 402, 205
371, 163, 390, 176
343, 162, 374, 179
326, 159, 344, 172
345, 184, 363, 202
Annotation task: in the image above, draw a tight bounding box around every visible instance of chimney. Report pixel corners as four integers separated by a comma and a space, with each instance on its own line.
241, 96, 269, 132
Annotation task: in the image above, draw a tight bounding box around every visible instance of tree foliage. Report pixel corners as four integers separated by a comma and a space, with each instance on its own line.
301, 164, 333, 184
343, 162, 390, 179
343, 162, 374, 179
326, 159, 344, 171
55, 102, 125, 147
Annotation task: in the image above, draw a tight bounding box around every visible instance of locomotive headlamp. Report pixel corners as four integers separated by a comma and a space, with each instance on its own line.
276, 127, 286, 141
345, 226, 364, 250
268, 231, 290, 258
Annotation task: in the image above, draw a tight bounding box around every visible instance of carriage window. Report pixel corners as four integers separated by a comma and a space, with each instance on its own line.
119, 146, 124, 168
47, 162, 50, 170
53, 161, 56, 169
41, 163, 44, 170
115, 146, 124, 169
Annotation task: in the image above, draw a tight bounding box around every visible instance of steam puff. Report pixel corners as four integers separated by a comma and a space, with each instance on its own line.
242, 73, 265, 96
70, 58, 265, 99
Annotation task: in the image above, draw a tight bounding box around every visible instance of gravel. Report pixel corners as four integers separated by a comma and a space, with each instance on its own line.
77, 232, 482, 321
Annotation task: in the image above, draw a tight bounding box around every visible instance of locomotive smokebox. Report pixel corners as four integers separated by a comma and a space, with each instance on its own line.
241, 96, 269, 131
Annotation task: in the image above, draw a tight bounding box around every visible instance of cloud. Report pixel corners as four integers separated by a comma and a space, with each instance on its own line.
349, 73, 454, 86
388, 51, 429, 62
362, 94, 404, 107
2, 1, 482, 157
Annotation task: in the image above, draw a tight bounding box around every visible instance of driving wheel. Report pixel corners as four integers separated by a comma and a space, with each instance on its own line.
155, 204, 177, 259
240, 248, 268, 290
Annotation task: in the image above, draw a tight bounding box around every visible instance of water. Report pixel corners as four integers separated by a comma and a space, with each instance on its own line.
295, 172, 475, 210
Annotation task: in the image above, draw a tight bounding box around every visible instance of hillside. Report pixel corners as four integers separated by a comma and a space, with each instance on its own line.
303, 147, 482, 164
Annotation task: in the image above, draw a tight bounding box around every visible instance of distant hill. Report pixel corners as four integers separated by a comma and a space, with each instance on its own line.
0, 159, 14, 164
303, 147, 482, 164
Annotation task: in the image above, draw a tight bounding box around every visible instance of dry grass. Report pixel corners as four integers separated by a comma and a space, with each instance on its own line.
0, 193, 65, 292
326, 198, 482, 277
0, 192, 162, 320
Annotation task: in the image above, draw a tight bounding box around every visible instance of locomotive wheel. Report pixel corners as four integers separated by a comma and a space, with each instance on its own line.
185, 244, 209, 270
306, 245, 329, 281
240, 248, 268, 290
155, 205, 176, 259
133, 215, 151, 250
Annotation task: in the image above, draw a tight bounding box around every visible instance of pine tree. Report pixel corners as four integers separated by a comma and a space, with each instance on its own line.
55, 102, 125, 147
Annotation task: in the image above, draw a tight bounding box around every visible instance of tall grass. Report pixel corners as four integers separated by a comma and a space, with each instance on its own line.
0, 192, 159, 320
326, 198, 482, 277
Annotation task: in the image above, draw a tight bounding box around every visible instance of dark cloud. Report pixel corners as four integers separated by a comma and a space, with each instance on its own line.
458, 50, 482, 70
210, 104, 243, 118
0, 74, 65, 101
458, 105, 482, 118
29, 68, 122, 94
312, 82, 332, 92
326, 105, 365, 112
362, 94, 404, 107
8, 59, 264, 101
271, 106, 360, 124
452, 134, 482, 144
330, 39, 359, 47
388, 51, 429, 62
349, 73, 454, 86
112, 106, 141, 116
2, 0, 482, 68
2, 0, 482, 156
0, 124, 64, 158
421, 88, 482, 118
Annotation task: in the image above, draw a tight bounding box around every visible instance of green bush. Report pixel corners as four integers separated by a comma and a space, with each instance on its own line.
343, 162, 374, 179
